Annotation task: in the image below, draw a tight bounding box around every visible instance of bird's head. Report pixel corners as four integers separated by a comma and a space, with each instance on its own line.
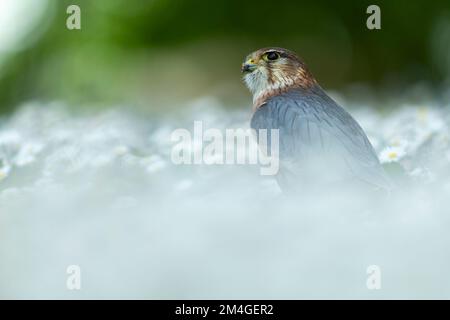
241, 47, 317, 109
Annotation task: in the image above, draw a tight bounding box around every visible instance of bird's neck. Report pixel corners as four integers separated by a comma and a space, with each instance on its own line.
252, 84, 290, 110
252, 82, 316, 111
252, 69, 317, 110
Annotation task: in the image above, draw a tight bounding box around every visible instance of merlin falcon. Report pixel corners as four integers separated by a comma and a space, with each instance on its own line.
242, 47, 393, 192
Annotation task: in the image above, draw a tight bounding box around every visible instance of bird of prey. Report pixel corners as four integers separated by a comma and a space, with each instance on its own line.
242, 47, 393, 192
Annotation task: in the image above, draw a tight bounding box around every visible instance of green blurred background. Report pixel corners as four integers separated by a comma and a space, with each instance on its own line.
1, 0, 450, 113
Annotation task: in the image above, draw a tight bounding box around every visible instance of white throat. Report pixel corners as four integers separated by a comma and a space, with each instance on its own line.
244, 68, 296, 106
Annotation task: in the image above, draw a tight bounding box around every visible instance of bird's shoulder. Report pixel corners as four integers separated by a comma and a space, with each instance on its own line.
251, 86, 376, 159
250, 86, 393, 190
252, 86, 361, 135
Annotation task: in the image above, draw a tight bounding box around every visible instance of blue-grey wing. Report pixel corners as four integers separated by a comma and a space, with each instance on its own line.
250, 87, 393, 191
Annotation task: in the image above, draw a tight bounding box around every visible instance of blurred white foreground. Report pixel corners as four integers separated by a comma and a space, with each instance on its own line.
0, 98, 449, 299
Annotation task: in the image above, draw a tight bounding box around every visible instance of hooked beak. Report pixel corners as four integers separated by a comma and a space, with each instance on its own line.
241, 62, 257, 73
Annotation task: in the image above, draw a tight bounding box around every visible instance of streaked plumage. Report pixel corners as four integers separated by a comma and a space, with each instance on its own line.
242, 47, 393, 192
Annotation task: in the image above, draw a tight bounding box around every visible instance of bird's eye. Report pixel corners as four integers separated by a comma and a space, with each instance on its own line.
266, 52, 279, 61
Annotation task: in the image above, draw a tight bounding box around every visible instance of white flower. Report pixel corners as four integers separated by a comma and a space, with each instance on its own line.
113, 145, 129, 156
379, 146, 406, 163
14, 142, 44, 167
143, 155, 167, 173
0, 164, 11, 180
416, 107, 445, 132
